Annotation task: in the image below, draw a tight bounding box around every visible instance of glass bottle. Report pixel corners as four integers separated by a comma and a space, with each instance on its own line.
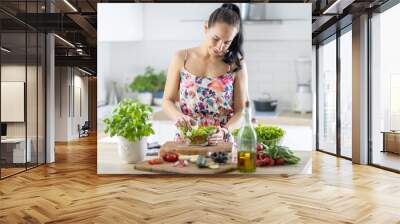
236, 101, 257, 173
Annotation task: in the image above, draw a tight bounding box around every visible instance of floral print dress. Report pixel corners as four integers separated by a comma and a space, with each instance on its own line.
178, 50, 235, 128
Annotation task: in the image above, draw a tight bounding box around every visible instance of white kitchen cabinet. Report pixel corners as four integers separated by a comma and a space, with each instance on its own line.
143, 3, 219, 41
98, 3, 143, 42
243, 21, 311, 41
98, 3, 310, 42
142, 3, 310, 41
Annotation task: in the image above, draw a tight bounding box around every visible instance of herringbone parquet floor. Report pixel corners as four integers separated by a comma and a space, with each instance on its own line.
1, 135, 400, 224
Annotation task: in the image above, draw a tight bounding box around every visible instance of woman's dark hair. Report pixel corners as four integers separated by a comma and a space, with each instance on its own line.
208, 3, 244, 72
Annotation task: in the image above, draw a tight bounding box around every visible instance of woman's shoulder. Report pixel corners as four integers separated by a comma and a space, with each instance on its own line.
171, 48, 200, 68
169, 49, 186, 69
174, 48, 198, 58
172, 49, 185, 61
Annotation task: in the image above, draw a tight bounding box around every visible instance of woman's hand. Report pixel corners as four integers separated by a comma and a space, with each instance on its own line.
175, 114, 197, 130
208, 127, 226, 145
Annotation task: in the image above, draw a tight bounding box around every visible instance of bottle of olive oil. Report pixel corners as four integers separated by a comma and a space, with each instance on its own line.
236, 101, 257, 173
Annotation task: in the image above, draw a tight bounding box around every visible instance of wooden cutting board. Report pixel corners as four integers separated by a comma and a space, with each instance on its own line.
160, 141, 232, 156
134, 160, 236, 174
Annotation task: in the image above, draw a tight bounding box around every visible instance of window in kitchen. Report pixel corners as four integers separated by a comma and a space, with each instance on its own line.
317, 36, 337, 155
339, 27, 352, 159
370, 2, 400, 171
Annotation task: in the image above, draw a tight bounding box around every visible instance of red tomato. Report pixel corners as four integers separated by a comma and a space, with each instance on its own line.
162, 152, 179, 162
148, 158, 163, 165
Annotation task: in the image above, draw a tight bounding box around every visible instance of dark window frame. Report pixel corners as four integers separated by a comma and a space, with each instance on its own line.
0, 0, 47, 180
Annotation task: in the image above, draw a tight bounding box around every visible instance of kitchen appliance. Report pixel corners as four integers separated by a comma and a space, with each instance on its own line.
240, 3, 266, 21
253, 92, 278, 112
294, 58, 312, 114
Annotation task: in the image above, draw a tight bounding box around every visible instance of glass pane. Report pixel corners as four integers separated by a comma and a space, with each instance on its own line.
318, 37, 337, 154
371, 4, 400, 171
27, 31, 38, 169
1, 31, 27, 177
340, 30, 352, 158
38, 33, 45, 165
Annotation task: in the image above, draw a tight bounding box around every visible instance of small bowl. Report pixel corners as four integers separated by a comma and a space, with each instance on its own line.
186, 135, 210, 146
180, 126, 218, 146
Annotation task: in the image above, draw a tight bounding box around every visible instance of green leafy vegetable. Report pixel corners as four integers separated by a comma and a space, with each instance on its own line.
179, 125, 217, 145
103, 99, 154, 142
255, 125, 285, 144
262, 145, 301, 165
232, 124, 285, 146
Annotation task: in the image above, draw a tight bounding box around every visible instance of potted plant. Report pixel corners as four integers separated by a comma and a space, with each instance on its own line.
129, 66, 166, 105
103, 99, 154, 163
153, 70, 166, 106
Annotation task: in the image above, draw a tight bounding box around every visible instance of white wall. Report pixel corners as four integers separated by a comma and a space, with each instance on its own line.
72, 74, 89, 138
55, 67, 89, 141
55, 67, 68, 141
312, 45, 316, 150
98, 3, 312, 111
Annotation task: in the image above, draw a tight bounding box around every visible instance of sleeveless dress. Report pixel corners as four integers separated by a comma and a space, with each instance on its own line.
178, 49, 235, 127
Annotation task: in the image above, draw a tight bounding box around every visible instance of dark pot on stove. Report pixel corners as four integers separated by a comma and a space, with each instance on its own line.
254, 99, 278, 112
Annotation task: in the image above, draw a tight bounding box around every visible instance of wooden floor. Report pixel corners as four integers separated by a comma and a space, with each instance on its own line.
1, 135, 400, 224
1, 167, 26, 178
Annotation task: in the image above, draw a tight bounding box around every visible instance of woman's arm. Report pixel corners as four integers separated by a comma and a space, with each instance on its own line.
162, 50, 196, 129
224, 61, 249, 132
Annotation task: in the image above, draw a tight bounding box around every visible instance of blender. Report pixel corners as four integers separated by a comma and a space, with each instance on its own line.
294, 57, 312, 114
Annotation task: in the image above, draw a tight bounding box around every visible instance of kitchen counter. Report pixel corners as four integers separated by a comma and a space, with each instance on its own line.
97, 139, 312, 175
254, 110, 312, 126
99, 105, 312, 130
151, 107, 312, 126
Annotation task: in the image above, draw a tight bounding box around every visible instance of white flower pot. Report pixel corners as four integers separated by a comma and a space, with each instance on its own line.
137, 92, 153, 105
117, 136, 147, 163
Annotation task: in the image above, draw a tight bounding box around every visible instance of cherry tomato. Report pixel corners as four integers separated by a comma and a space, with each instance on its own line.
148, 158, 163, 165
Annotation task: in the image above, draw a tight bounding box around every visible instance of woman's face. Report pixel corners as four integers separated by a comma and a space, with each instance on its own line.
205, 21, 238, 57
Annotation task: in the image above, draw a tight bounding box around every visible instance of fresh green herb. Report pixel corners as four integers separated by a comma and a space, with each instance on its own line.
103, 99, 154, 142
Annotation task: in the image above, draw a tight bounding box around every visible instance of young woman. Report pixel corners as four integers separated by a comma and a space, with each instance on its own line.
162, 3, 248, 145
